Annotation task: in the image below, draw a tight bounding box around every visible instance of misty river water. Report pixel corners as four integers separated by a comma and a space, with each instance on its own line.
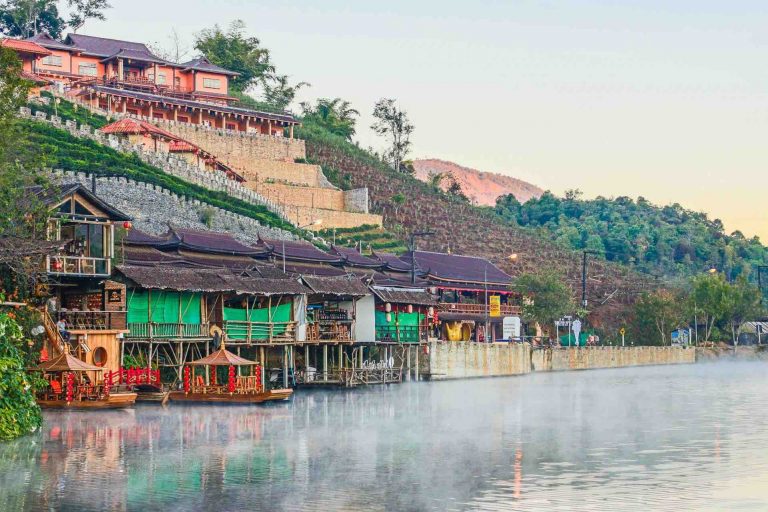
2, 361, 768, 511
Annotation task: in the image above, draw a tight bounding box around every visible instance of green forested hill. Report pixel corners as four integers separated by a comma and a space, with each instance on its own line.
495, 191, 767, 281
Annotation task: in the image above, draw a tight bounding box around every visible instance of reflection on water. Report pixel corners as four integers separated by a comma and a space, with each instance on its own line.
2, 362, 768, 511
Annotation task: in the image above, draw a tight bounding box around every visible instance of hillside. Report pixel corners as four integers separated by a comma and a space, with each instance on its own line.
496, 191, 768, 280
411, 158, 543, 206
297, 122, 657, 331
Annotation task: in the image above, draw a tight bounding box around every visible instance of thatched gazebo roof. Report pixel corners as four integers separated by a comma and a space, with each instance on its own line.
187, 347, 257, 366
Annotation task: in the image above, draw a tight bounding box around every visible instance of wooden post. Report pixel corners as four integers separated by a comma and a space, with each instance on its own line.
259, 346, 265, 389
172, 106, 178, 121
323, 344, 328, 382
304, 344, 309, 375
282, 346, 289, 388
205, 339, 210, 383
406, 345, 411, 381
415, 343, 419, 382
289, 125, 294, 138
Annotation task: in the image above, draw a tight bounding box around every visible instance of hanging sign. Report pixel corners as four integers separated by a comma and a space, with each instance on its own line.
489, 295, 501, 317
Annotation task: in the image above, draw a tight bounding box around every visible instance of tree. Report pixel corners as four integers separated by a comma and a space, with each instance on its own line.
148, 28, 191, 63
261, 74, 309, 111
194, 20, 274, 93
0, 306, 43, 441
390, 192, 405, 217
633, 290, 685, 345
66, 0, 109, 33
0, 0, 63, 38
515, 271, 574, 336
690, 273, 732, 342
0, 46, 30, 162
300, 98, 359, 140
0, 0, 109, 37
723, 277, 763, 345
371, 98, 414, 174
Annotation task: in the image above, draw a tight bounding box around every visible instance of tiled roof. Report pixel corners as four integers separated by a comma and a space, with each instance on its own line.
404, 250, 513, 286
20, 70, 50, 84
259, 238, 342, 263
124, 229, 175, 247
26, 33, 79, 51
1, 38, 51, 55
371, 287, 437, 306
101, 118, 177, 138
281, 262, 348, 277
101, 48, 165, 64
188, 347, 256, 366
174, 249, 260, 270
31, 183, 131, 221
372, 250, 412, 272
123, 245, 188, 266
331, 245, 383, 268
169, 140, 197, 152
87, 85, 299, 124
65, 33, 157, 58
168, 227, 267, 256
180, 57, 240, 76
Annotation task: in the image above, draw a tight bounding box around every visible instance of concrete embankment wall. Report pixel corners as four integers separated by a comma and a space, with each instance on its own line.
427, 342, 531, 380
427, 343, 695, 380
696, 346, 768, 362
532, 346, 695, 372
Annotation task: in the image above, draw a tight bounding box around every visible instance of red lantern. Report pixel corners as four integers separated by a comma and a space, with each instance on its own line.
227, 365, 236, 394
123, 221, 133, 230
104, 373, 111, 397
65, 372, 74, 403
254, 365, 262, 393
183, 366, 190, 393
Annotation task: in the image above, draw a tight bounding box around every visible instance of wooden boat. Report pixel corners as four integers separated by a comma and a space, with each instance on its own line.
35, 352, 137, 409
132, 383, 167, 402
169, 344, 292, 405
167, 388, 292, 404
38, 391, 137, 409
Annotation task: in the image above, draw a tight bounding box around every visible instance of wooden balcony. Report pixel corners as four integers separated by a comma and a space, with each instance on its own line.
222, 320, 297, 344
306, 320, 354, 343
438, 302, 521, 316
126, 322, 210, 340
47, 255, 110, 277
57, 310, 125, 331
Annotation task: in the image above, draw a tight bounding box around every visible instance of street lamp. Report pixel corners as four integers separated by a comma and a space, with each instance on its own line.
410, 231, 435, 285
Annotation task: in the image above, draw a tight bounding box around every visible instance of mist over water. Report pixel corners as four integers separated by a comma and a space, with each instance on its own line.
2, 362, 768, 511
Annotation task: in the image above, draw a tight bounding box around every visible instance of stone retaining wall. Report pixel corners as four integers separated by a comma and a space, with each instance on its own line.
427, 342, 531, 380
532, 346, 695, 371
427, 343, 695, 380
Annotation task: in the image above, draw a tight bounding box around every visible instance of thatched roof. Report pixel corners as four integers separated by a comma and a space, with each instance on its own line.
371, 287, 437, 306
188, 347, 256, 366
38, 352, 103, 372
302, 275, 370, 296
116, 265, 309, 296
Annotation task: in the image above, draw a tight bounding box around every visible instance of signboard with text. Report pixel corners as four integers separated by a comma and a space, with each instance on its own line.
489, 295, 501, 317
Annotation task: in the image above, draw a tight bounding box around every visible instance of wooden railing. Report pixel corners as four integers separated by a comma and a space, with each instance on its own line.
56, 310, 125, 331
41, 308, 66, 356
438, 302, 521, 315
306, 320, 354, 342
223, 321, 297, 344
126, 322, 210, 339
47, 255, 110, 276
375, 325, 428, 343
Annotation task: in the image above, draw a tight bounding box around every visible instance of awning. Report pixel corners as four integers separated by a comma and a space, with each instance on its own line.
188, 347, 257, 366
371, 287, 437, 306
38, 353, 103, 372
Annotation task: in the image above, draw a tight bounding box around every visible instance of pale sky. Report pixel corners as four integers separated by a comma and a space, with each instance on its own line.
79, 1, 768, 240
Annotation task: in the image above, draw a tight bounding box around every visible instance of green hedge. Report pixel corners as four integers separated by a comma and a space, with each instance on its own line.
19, 121, 295, 232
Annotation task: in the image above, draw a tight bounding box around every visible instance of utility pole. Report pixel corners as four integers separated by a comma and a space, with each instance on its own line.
581, 250, 599, 308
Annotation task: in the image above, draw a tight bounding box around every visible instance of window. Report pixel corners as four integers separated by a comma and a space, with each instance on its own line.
93, 347, 107, 367
42, 55, 62, 67
78, 63, 97, 76
203, 78, 221, 89
156, 73, 166, 85
226, 123, 236, 130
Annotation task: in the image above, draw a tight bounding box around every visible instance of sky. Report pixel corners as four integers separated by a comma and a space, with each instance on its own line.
77, 0, 768, 240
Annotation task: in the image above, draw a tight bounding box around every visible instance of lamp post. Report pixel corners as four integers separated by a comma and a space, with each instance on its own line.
410, 231, 435, 285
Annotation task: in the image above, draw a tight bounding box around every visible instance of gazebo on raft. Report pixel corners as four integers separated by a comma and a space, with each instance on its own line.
36, 351, 137, 409
167, 343, 293, 404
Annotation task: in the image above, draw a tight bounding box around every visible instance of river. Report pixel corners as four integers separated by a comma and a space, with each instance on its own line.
2, 361, 767, 511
